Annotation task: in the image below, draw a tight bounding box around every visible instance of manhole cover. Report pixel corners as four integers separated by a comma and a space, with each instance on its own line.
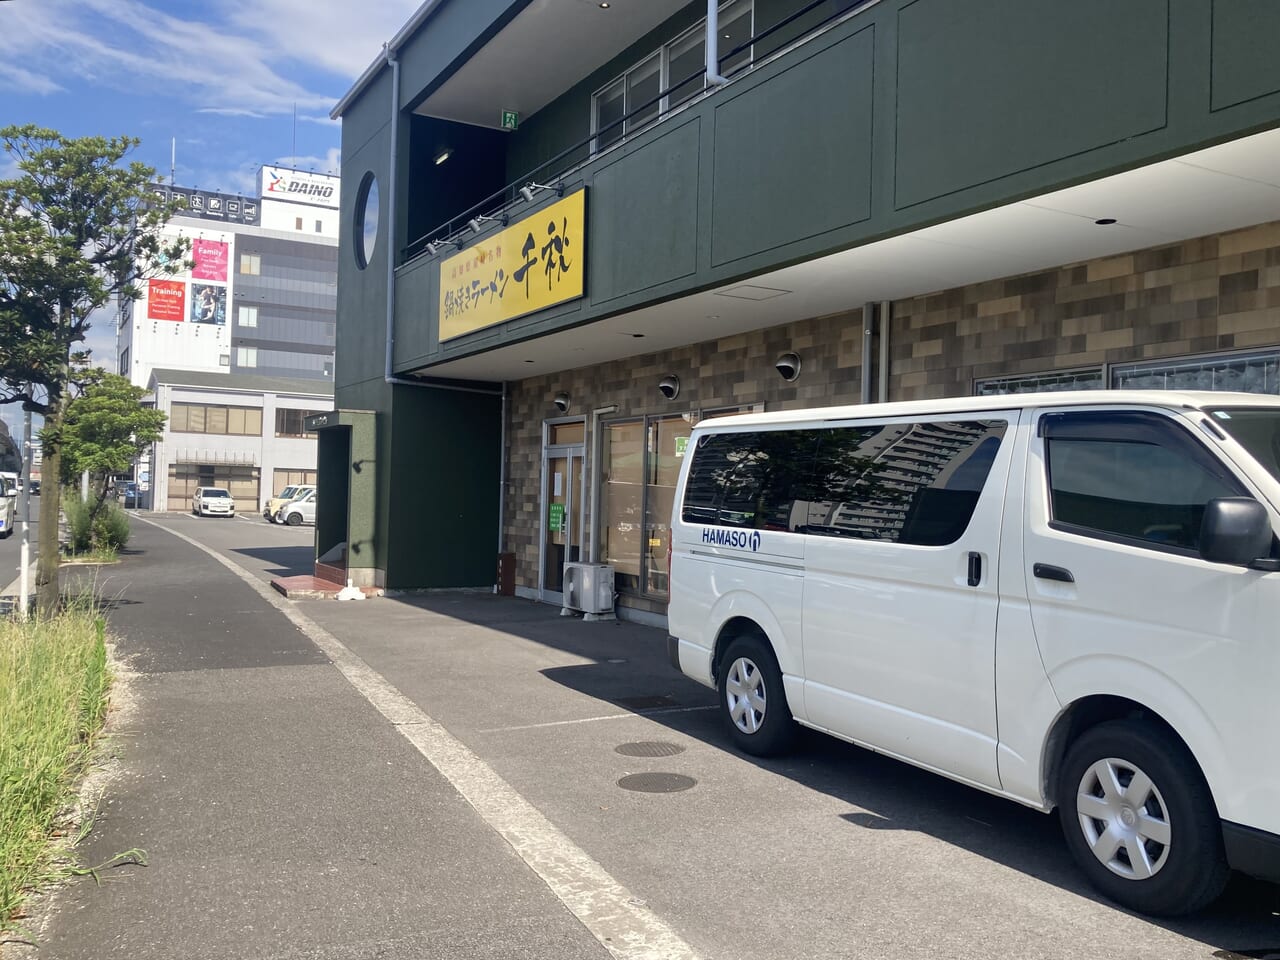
615, 741, 686, 758
617, 772, 696, 793
616, 694, 679, 710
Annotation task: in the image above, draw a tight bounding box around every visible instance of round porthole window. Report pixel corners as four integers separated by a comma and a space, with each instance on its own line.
353, 172, 379, 269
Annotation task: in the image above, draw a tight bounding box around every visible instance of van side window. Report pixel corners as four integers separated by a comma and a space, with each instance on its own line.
682, 431, 817, 530
1043, 411, 1245, 552
804, 420, 1007, 545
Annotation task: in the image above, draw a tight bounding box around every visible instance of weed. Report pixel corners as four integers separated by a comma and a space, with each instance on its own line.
0, 608, 113, 935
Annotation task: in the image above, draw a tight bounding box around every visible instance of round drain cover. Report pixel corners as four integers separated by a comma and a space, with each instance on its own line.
617, 772, 696, 793
615, 741, 686, 758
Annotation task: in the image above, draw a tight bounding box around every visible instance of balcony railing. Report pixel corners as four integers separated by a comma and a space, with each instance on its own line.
403, 0, 878, 262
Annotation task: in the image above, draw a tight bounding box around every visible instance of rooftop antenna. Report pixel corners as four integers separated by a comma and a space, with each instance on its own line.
170, 137, 176, 188
291, 102, 297, 163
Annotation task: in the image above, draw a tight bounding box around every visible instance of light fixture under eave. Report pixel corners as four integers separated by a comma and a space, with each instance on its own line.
468, 213, 509, 234
434, 149, 451, 165
519, 181, 566, 202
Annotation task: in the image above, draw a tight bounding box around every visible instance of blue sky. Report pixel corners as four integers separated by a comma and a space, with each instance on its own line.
0, 0, 420, 435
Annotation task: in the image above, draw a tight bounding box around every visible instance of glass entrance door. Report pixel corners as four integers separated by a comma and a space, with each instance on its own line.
541, 421, 586, 601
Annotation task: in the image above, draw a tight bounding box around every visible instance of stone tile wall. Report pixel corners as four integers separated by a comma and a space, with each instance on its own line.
890, 220, 1280, 400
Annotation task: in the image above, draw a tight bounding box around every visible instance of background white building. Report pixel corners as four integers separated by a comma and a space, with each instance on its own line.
118, 166, 339, 508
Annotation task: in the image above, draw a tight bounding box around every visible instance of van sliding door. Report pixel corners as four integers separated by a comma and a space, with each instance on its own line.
799, 415, 1016, 790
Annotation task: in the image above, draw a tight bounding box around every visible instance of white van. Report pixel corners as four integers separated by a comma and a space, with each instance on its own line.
667, 390, 1280, 916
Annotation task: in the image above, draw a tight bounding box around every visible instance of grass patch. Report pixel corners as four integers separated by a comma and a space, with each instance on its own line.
0, 610, 113, 936
61, 545, 119, 565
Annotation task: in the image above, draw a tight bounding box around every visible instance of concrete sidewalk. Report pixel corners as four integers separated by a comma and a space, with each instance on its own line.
11, 519, 700, 960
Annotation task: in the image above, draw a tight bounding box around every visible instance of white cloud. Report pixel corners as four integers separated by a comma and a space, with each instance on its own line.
0, 0, 345, 117
0, 60, 64, 95
221, 0, 420, 79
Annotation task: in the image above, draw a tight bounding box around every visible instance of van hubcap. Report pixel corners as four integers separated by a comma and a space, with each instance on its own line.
725, 657, 766, 734
1075, 757, 1171, 880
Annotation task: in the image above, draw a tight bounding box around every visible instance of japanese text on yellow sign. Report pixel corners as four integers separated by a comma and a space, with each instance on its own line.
439, 188, 586, 340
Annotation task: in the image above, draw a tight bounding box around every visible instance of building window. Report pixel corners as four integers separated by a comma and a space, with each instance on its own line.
238, 305, 258, 328
602, 421, 644, 594
170, 403, 263, 436
590, 1, 752, 154
236, 346, 257, 367
295, 216, 303, 230
975, 349, 1280, 398
273, 468, 318, 495
119, 347, 129, 373
239, 253, 260, 275
1112, 350, 1280, 394
643, 415, 694, 595
315, 220, 323, 233
275, 408, 325, 438
975, 368, 1104, 395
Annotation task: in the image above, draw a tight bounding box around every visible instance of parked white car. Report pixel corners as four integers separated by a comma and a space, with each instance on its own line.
277, 489, 315, 526
192, 486, 235, 518
0, 490, 13, 539
668, 390, 1280, 916
264, 484, 315, 521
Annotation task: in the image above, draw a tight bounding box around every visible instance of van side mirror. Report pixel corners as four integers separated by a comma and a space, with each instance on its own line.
1199, 498, 1273, 566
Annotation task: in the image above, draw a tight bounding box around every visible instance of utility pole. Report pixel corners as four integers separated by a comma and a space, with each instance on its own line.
18, 402, 32, 620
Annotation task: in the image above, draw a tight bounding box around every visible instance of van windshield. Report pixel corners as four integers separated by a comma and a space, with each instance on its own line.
1206, 407, 1280, 482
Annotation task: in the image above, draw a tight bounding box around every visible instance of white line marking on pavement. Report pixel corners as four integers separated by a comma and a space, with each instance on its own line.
134, 515, 701, 960
478, 705, 716, 735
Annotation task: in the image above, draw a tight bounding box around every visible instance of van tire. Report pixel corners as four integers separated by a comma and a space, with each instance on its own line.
717, 635, 796, 757
285, 512, 302, 526
1057, 720, 1228, 916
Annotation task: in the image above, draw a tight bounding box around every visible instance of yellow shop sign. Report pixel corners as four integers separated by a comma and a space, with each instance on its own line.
439, 188, 586, 340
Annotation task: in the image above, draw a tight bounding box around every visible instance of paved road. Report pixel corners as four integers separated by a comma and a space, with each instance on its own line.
13, 514, 1279, 960
0, 493, 38, 593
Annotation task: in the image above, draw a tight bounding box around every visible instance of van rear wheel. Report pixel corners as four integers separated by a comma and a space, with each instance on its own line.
717, 636, 796, 757
1057, 720, 1228, 915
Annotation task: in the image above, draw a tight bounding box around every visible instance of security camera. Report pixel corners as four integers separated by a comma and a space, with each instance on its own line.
553, 392, 571, 413
775, 352, 802, 382
658, 375, 680, 400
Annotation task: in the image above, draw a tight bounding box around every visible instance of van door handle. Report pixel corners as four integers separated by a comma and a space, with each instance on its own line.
1033, 563, 1075, 584
967, 552, 981, 587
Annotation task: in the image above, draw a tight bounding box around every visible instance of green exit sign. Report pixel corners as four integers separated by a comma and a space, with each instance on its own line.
501, 110, 519, 130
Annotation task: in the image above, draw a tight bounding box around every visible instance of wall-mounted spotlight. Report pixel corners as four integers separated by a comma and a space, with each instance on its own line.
775, 351, 802, 382
468, 213, 509, 234
425, 241, 439, 256
434, 149, 452, 165
658, 375, 681, 400
519, 181, 567, 203
553, 392, 571, 413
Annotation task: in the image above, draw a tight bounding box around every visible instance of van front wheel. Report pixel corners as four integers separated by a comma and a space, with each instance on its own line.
1057, 720, 1228, 915
717, 636, 795, 757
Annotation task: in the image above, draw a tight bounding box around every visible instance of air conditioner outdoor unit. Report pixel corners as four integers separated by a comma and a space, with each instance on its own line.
561, 562, 616, 620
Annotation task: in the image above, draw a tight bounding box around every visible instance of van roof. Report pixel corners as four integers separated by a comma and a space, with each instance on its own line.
695, 390, 1280, 430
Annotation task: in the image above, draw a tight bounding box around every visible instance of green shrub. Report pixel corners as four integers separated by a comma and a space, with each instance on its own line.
61, 491, 130, 556
94, 500, 130, 551
61, 490, 93, 554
